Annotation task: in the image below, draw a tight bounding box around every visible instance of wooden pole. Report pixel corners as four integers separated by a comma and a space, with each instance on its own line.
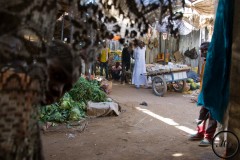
158, 3, 163, 64
70, 12, 74, 43
163, 35, 168, 65
61, 12, 65, 41
227, 0, 240, 158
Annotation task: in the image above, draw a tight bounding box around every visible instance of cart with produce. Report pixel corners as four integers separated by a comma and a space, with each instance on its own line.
145, 63, 191, 96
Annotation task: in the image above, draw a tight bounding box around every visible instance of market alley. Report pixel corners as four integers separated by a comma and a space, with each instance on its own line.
42, 82, 218, 160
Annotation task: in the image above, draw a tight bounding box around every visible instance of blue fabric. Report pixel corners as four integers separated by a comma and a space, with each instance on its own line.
187, 71, 200, 82
197, 0, 234, 123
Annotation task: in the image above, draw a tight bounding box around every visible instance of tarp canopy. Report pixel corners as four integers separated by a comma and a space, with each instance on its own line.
147, 0, 217, 36
172, 0, 217, 35
56, 0, 217, 40
186, 0, 216, 16
183, 13, 214, 29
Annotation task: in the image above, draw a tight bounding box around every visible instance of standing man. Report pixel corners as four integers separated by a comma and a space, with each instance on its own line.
121, 43, 132, 84
132, 40, 147, 88
99, 42, 110, 80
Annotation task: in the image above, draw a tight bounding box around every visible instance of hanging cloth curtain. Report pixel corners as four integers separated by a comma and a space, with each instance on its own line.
197, 0, 234, 123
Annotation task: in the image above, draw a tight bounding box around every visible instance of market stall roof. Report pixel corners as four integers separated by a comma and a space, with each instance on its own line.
132, 0, 217, 37
185, 0, 216, 31
55, 0, 217, 41
167, 0, 217, 35
184, 0, 216, 16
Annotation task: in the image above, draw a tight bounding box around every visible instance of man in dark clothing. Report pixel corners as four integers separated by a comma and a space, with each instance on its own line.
121, 43, 132, 84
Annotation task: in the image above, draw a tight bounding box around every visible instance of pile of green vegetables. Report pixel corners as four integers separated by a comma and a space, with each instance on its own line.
39, 77, 107, 123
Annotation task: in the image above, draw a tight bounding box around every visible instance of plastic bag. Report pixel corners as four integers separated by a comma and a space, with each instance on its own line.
184, 47, 198, 59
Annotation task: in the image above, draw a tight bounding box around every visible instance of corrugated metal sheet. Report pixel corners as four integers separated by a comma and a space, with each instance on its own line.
146, 28, 209, 66
159, 34, 179, 54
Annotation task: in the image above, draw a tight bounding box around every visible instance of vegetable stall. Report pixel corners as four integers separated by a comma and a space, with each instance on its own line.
39, 77, 107, 123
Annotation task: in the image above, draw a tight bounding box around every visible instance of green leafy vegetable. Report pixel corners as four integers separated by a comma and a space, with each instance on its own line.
39, 77, 107, 123
69, 107, 81, 121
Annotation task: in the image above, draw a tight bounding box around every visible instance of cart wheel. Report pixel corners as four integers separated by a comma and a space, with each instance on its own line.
152, 76, 167, 96
172, 80, 186, 92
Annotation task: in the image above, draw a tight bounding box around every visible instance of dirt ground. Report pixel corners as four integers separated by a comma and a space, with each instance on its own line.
42, 82, 219, 160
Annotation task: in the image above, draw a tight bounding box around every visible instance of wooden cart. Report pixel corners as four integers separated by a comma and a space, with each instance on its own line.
144, 67, 191, 96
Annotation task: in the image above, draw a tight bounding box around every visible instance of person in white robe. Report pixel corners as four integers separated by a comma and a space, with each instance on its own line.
132, 40, 147, 88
